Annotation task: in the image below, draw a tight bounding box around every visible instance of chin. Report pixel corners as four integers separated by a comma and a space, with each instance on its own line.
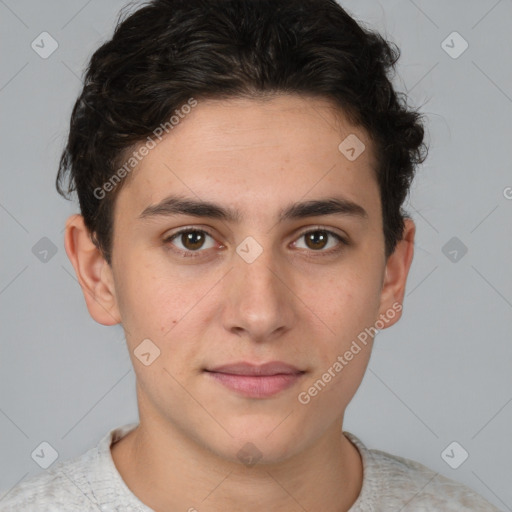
209, 415, 311, 466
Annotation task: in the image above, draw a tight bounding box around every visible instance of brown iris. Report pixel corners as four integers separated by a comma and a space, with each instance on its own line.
304, 230, 329, 250
180, 231, 206, 251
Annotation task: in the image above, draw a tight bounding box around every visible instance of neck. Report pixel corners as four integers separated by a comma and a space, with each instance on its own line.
111, 417, 363, 512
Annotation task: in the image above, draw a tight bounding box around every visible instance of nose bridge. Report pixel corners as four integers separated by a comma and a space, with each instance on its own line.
238, 242, 279, 292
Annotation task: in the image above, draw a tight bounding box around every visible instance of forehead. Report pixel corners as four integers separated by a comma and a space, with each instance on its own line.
115, 95, 380, 223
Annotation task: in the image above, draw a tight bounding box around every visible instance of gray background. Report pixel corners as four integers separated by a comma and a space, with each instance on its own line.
1, 0, 511, 509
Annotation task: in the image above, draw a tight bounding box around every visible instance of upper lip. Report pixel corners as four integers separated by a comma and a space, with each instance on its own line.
206, 361, 304, 376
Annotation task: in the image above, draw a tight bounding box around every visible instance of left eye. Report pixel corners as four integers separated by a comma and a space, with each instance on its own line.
294, 229, 346, 252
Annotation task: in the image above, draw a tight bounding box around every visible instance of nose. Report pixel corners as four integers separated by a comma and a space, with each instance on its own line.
220, 242, 296, 343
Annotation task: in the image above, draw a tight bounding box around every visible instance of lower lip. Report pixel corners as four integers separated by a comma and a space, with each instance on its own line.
206, 371, 304, 398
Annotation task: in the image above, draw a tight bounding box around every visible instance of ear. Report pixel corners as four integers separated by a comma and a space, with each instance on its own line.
377, 217, 415, 328
64, 214, 121, 326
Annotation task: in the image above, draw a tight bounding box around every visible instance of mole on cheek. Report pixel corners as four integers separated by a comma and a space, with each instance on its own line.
161, 320, 177, 332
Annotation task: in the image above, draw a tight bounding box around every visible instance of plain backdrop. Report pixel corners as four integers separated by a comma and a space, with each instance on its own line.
0, 0, 511, 509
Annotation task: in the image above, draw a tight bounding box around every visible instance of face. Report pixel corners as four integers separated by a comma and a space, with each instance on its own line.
67, 94, 414, 464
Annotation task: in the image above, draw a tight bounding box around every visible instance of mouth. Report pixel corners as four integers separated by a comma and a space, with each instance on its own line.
204, 361, 306, 398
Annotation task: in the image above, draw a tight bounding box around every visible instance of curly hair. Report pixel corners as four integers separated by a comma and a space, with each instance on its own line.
56, 0, 428, 265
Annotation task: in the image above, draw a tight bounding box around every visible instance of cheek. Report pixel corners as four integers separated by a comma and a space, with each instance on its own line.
309, 267, 382, 343
112, 252, 181, 339
115, 257, 218, 365
297, 274, 377, 413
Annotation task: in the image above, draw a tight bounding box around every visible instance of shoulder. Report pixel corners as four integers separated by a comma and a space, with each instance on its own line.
0, 449, 98, 512
370, 448, 499, 511
344, 432, 502, 512
0, 423, 139, 512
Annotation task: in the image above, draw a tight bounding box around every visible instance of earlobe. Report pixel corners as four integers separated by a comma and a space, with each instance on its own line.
377, 218, 415, 328
64, 214, 121, 326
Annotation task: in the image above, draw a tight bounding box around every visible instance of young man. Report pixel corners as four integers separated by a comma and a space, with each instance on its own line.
0, 0, 501, 510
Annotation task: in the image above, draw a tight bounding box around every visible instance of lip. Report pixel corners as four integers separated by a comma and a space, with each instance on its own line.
204, 361, 306, 398
208, 361, 303, 376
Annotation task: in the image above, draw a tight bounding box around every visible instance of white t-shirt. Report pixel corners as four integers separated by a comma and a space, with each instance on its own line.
0, 423, 501, 511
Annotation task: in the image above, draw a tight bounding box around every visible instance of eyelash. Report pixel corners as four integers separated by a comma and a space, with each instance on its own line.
163, 227, 349, 258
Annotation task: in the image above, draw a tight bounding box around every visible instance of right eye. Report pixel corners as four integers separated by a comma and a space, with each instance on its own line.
163, 228, 218, 257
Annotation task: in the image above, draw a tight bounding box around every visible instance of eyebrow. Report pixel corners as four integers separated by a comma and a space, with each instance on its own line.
138, 194, 368, 223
